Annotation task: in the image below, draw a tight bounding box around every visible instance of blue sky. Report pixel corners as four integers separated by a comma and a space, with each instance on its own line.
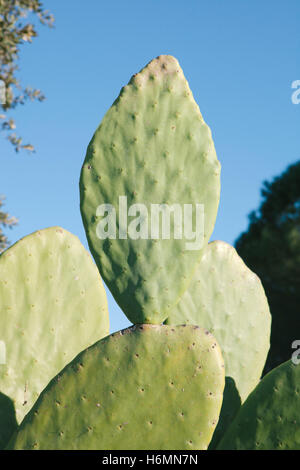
1, 0, 299, 334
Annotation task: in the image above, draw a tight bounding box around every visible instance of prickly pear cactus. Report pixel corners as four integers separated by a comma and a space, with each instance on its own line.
8, 325, 225, 450
218, 360, 300, 450
80, 55, 221, 324
0, 227, 109, 448
165, 240, 271, 446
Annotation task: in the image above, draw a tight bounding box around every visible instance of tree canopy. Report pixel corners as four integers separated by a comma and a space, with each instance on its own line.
0, 0, 53, 250
235, 161, 300, 373
0, 0, 54, 152
0, 196, 17, 251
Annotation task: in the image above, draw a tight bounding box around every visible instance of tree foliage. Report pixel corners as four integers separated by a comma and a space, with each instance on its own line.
0, 0, 54, 152
235, 161, 300, 373
0, 196, 17, 252
0, 1, 53, 250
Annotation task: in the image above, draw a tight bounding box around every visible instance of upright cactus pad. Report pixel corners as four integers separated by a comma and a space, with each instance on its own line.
165, 241, 271, 445
218, 360, 300, 450
0, 227, 109, 447
166, 241, 271, 400
8, 325, 225, 450
80, 55, 221, 324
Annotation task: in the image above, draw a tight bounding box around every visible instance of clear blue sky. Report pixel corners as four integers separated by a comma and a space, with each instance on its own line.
1, 0, 299, 334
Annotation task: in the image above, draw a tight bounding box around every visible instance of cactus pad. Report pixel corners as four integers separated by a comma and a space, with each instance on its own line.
165, 240, 271, 445
80, 55, 221, 324
0, 227, 109, 447
8, 325, 225, 450
218, 360, 300, 450
166, 240, 271, 401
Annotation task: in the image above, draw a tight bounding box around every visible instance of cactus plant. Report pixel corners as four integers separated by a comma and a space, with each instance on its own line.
7, 325, 225, 450
217, 360, 300, 450
165, 240, 271, 446
0, 227, 109, 448
1, 54, 295, 451
80, 55, 221, 325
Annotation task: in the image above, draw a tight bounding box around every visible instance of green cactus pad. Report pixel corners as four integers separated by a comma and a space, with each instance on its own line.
8, 325, 225, 450
218, 360, 300, 450
0, 227, 109, 447
80, 55, 221, 324
165, 240, 271, 445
